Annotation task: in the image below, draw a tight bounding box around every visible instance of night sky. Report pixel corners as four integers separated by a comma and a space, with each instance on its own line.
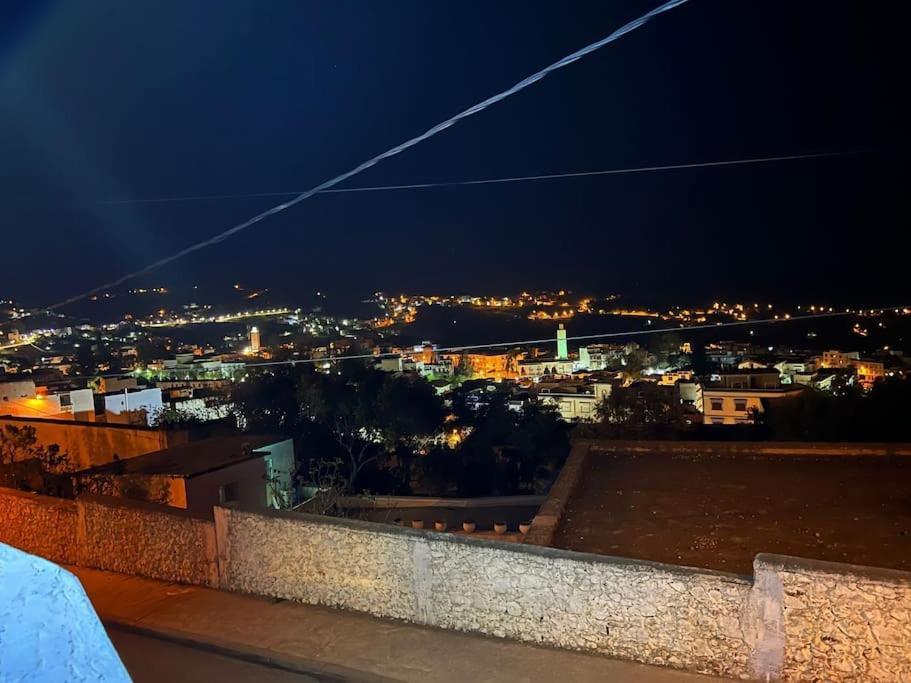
1, 1, 907, 310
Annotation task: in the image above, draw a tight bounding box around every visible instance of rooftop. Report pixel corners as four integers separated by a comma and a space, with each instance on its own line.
552, 442, 911, 574
702, 385, 803, 394
83, 435, 284, 478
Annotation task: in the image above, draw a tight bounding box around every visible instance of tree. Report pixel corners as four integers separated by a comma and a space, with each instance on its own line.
690, 341, 709, 374
620, 345, 650, 382
0, 425, 71, 496
0, 425, 68, 471
135, 336, 170, 366
232, 367, 303, 433
593, 382, 682, 438
455, 352, 474, 379
296, 369, 444, 492
70, 343, 97, 377
421, 395, 569, 497
149, 405, 208, 428
757, 379, 911, 442
233, 366, 445, 494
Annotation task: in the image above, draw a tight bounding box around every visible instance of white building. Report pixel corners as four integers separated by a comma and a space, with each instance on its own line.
0, 380, 95, 421
702, 369, 803, 426
377, 356, 404, 373
518, 357, 576, 379
538, 381, 612, 421
102, 387, 163, 426
774, 360, 816, 385
577, 344, 623, 371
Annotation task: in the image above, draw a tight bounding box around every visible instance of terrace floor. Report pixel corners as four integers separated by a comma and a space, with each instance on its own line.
74, 566, 729, 683
553, 450, 911, 574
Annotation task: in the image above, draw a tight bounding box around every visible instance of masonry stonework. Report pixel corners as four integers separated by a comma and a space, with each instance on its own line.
80, 495, 218, 587
216, 507, 753, 678
755, 555, 911, 682
2, 487, 909, 681
0, 489, 77, 565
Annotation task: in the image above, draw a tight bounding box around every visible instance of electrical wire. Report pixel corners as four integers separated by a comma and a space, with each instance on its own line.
71, 150, 863, 206
39, 0, 689, 313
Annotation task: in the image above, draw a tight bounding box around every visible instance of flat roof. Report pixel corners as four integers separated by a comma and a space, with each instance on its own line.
553, 444, 911, 573
0, 414, 165, 431
703, 386, 802, 394
715, 368, 779, 375
82, 435, 285, 478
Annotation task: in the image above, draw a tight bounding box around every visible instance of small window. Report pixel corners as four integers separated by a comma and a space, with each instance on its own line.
219, 482, 240, 504
712, 417, 725, 425
733, 399, 747, 412
60, 394, 72, 407
710, 398, 723, 411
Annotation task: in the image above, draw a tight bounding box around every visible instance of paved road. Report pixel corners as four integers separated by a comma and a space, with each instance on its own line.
108, 629, 326, 683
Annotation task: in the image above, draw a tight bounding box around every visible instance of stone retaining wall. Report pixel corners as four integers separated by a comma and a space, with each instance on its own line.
0, 488, 77, 564
2, 486, 909, 680
752, 554, 911, 681
216, 506, 753, 678
0, 488, 216, 587
523, 441, 590, 546
79, 495, 218, 587
588, 439, 911, 458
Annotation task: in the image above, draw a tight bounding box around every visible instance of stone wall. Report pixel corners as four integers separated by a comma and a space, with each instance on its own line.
0, 488, 77, 564
0, 487, 217, 587
587, 439, 911, 458
79, 495, 218, 587
216, 506, 753, 678
2, 486, 909, 680
216, 507, 911, 681
753, 554, 911, 681
523, 441, 590, 546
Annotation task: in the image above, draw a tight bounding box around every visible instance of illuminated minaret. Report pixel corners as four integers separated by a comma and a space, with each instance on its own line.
557, 324, 568, 360
249, 326, 261, 354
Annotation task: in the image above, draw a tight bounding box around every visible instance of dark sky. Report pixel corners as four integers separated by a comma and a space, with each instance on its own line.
1, 1, 907, 310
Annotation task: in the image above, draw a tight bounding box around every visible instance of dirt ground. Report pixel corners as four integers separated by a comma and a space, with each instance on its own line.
552, 451, 911, 574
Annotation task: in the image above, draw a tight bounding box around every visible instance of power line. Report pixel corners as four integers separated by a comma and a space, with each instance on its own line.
39, 0, 688, 314
70, 150, 864, 207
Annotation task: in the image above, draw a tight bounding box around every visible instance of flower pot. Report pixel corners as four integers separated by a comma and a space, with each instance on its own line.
493, 522, 508, 535
519, 521, 532, 535
462, 520, 476, 533
434, 520, 447, 532
411, 519, 424, 529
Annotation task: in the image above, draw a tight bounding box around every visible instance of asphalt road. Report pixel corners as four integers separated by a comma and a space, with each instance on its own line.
108, 629, 326, 683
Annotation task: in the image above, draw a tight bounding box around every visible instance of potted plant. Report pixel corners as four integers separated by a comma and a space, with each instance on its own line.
519, 521, 532, 535
494, 521, 507, 535
434, 520, 447, 532
411, 519, 425, 529
462, 520, 476, 533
